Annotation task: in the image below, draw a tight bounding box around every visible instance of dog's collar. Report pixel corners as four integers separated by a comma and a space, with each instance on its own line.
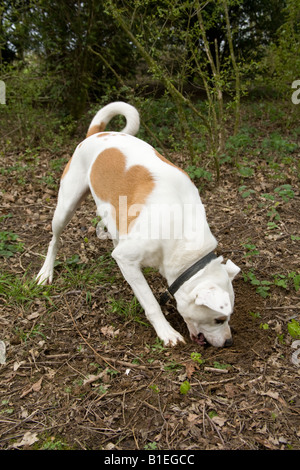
159, 251, 217, 305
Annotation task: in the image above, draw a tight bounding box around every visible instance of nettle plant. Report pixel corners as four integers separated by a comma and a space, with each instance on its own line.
243, 270, 300, 299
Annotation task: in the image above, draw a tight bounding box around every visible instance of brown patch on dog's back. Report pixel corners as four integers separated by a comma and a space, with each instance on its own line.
154, 150, 189, 177
96, 132, 114, 138
90, 148, 155, 234
86, 122, 106, 138
61, 158, 72, 179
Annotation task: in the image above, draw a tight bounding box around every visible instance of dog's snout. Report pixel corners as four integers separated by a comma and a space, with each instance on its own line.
224, 338, 233, 347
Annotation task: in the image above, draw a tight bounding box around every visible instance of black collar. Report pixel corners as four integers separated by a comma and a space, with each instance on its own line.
159, 251, 217, 305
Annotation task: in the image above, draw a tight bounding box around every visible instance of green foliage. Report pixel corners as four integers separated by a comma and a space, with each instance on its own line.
0, 231, 24, 257
186, 165, 213, 182
191, 352, 205, 365
288, 319, 300, 339
213, 361, 231, 370
243, 271, 272, 298
261, 0, 300, 97
55, 254, 116, 290
109, 296, 148, 326
243, 269, 300, 299
180, 380, 191, 395
0, 272, 52, 307
144, 442, 158, 450
0, 0, 298, 176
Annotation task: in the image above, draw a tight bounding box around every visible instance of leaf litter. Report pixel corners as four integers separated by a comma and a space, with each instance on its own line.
0, 125, 299, 450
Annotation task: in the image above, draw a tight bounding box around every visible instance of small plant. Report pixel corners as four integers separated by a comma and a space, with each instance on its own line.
164, 360, 183, 372
266, 204, 280, 223
249, 311, 261, 320
287, 319, 300, 339
180, 380, 191, 395
273, 274, 289, 289
243, 271, 271, 298
144, 442, 158, 450
213, 361, 231, 370
40, 436, 69, 450
244, 270, 299, 299
288, 272, 300, 292
237, 164, 254, 178
186, 165, 212, 182
273, 272, 300, 292
208, 410, 218, 419
239, 185, 255, 198
0, 231, 24, 257
149, 384, 160, 394
274, 184, 295, 202
225, 131, 253, 163
151, 337, 166, 354
191, 352, 205, 365
106, 368, 119, 379
262, 133, 297, 156
242, 240, 260, 258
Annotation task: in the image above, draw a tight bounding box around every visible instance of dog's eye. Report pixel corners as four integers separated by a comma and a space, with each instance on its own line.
215, 317, 226, 325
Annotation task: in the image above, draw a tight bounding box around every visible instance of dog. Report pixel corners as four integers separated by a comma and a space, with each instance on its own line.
36, 102, 240, 347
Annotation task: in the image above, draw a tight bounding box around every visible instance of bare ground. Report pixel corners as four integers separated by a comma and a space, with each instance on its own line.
0, 121, 299, 450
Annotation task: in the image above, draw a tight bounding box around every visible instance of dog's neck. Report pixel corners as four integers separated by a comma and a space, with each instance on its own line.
161, 234, 218, 287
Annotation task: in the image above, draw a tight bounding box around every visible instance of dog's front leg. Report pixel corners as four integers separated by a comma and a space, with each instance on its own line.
112, 247, 185, 346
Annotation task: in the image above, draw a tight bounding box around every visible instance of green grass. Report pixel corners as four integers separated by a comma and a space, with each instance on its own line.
0, 271, 53, 307
109, 296, 148, 326
54, 254, 116, 290
0, 253, 116, 312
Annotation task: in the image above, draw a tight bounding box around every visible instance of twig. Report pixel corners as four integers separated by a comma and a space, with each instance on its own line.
204, 411, 225, 446
204, 366, 229, 374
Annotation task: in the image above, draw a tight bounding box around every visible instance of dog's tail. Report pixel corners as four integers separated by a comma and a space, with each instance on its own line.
86, 101, 140, 138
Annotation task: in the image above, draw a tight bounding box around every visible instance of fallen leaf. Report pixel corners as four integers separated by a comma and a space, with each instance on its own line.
27, 312, 40, 320
212, 416, 226, 427
32, 377, 43, 392
264, 390, 279, 400
12, 431, 39, 448
20, 377, 43, 398
13, 361, 26, 371
185, 362, 198, 379
101, 326, 120, 338
187, 413, 198, 423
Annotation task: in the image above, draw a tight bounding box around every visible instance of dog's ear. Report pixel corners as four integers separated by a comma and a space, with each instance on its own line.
225, 260, 240, 281
195, 286, 231, 315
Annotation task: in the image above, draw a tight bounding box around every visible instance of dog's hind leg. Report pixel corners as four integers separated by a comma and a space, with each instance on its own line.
36, 160, 89, 285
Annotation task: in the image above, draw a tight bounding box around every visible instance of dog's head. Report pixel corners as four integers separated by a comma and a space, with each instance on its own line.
175, 257, 240, 347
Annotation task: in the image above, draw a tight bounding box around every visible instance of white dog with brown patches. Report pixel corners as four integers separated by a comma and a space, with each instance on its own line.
37, 102, 240, 348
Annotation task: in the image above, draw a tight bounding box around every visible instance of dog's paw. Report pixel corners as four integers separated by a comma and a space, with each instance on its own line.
36, 268, 53, 285
159, 327, 186, 347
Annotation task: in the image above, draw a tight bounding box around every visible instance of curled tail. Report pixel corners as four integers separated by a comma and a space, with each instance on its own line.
86, 101, 140, 138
